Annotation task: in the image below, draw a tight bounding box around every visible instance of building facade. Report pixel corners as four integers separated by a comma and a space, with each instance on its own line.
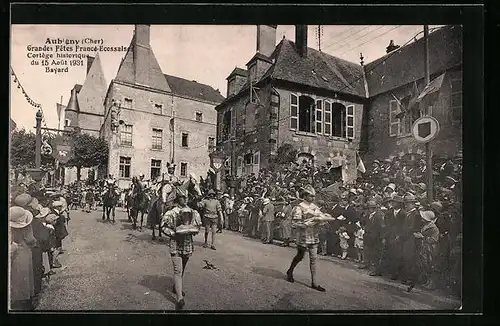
217, 25, 367, 184
216, 25, 462, 185
100, 25, 224, 189
363, 25, 462, 161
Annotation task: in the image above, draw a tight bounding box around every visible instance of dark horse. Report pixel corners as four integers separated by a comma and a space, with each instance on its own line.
146, 175, 202, 240
130, 186, 151, 230
102, 187, 119, 223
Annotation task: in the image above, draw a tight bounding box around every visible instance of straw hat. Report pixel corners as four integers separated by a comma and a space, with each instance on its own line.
349, 188, 357, 195
404, 193, 417, 203
14, 193, 32, 208
44, 213, 59, 225
385, 183, 396, 191
35, 207, 51, 219
262, 198, 270, 205
420, 210, 437, 222
10, 206, 33, 229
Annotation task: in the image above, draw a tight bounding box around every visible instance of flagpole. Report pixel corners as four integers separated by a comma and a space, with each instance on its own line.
424, 25, 433, 203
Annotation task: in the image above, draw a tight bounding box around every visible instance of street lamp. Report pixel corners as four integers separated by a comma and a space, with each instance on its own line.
25, 110, 47, 188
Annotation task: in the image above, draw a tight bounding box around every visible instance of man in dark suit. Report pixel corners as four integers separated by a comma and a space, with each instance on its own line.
360, 200, 386, 275
402, 193, 424, 288
381, 194, 406, 280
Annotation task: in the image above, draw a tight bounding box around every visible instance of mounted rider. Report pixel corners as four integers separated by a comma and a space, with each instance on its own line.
154, 162, 180, 212
102, 174, 119, 197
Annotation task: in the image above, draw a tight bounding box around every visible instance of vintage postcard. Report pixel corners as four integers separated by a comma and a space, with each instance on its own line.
9, 22, 463, 311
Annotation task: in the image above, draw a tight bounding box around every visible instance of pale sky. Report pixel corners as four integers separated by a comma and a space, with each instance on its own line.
10, 24, 440, 132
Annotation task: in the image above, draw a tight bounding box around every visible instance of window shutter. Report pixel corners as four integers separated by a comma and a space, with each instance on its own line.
346, 105, 355, 139
231, 108, 236, 137
324, 101, 331, 136
389, 100, 400, 137
316, 100, 323, 134
290, 93, 298, 130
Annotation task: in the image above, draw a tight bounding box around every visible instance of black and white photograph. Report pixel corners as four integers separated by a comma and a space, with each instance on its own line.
9, 8, 471, 312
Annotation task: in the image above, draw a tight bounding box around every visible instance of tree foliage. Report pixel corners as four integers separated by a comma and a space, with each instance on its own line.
66, 132, 109, 169
10, 129, 55, 172
274, 143, 298, 165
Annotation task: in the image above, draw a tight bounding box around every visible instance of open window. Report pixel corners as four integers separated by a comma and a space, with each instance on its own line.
315, 99, 323, 134
299, 95, 315, 133
332, 103, 346, 138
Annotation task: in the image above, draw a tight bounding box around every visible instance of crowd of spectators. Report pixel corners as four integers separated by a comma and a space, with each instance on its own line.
9, 179, 71, 311
216, 151, 462, 295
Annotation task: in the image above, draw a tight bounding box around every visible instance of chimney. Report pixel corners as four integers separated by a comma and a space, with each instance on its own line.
386, 40, 400, 54
295, 25, 308, 57
256, 25, 277, 57
86, 55, 95, 75
135, 24, 151, 47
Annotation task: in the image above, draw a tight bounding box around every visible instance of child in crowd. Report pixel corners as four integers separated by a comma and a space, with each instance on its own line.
354, 221, 365, 263
337, 226, 350, 260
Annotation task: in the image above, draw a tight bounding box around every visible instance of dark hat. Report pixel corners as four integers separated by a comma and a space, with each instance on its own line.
207, 189, 216, 196
386, 194, 404, 203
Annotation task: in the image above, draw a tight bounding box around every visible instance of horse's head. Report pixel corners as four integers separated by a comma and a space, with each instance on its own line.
188, 173, 202, 198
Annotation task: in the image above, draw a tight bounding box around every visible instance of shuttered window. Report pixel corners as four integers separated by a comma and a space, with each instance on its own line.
290, 93, 299, 130
346, 105, 355, 139
324, 101, 331, 136
316, 99, 323, 134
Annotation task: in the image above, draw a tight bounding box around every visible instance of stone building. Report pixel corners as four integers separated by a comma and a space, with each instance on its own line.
363, 25, 462, 161
216, 25, 367, 184
216, 25, 462, 184
100, 25, 224, 189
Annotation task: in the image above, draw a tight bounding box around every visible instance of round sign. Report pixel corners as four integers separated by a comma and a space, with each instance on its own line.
412, 116, 440, 143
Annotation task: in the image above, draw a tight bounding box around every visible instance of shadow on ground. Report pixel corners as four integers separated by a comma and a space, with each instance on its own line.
139, 275, 177, 305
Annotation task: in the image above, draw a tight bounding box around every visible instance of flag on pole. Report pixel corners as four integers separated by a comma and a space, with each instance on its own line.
391, 93, 403, 116
395, 81, 420, 119
417, 73, 446, 102
356, 152, 366, 173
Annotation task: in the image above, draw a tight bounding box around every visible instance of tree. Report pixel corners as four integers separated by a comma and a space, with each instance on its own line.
10, 129, 55, 181
274, 143, 298, 166
66, 131, 109, 182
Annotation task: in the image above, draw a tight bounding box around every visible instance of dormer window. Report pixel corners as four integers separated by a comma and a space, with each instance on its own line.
123, 98, 133, 109
154, 103, 163, 115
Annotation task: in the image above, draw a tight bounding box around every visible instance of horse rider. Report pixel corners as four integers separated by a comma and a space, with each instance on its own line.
154, 163, 180, 213
102, 174, 118, 197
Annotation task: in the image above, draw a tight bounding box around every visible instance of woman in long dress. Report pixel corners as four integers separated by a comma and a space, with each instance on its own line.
10, 206, 36, 311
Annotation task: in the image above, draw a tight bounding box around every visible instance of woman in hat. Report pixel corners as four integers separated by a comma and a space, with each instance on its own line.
286, 184, 327, 292
260, 198, 275, 244
407, 210, 440, 292
9, 206, 36, 311
160, 190, 202, 310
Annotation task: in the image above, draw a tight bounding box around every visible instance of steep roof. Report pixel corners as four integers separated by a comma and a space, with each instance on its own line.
364, 25, 462, 97
227, 67, 248, 80
269, 39, 366, 98
77, 53, 107, 116
164, 74, 225, 104
115, 34, 171, 92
